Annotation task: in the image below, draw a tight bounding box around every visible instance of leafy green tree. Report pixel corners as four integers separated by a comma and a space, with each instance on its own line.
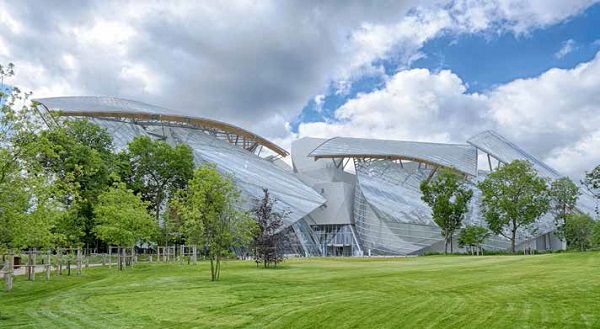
36, 119, 116, 248
122, 136, 194, 225
252, 188, 286, 267
420, 169, 473, 254
0, 175, 62, 249
93, 183, 156, 258
549, 177, 580, 240
458, 225, 490, 255
592, 221, 600, 249
563, 213, 595, 251
478, 160, 550, 253
0, 63, 61, 250
172, 164, 254, 281
1, 63, 38, 193
582, 165, 600, 215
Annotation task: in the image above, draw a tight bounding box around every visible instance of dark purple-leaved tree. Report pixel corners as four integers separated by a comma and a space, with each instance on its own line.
252, 188, 287, 268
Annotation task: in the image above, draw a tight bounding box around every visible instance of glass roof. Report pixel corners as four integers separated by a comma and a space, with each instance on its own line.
309, 137, 478, 176
34, 96, 289, 157
36, 96, 187, 116
170, 127, 326, 227
71, 118, 325, 228
468, 130, 597, 215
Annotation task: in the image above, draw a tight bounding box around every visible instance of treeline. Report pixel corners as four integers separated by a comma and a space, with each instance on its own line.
1, 64, 284, 280
421, 160, 600, 254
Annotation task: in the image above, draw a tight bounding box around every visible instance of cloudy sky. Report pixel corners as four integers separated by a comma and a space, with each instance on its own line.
1, 0, 600, 179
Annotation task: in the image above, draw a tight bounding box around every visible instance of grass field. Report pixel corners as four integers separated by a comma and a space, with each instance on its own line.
1, 252, 599, 328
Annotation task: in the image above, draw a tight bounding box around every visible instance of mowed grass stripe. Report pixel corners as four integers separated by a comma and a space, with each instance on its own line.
1, 252, 599, 328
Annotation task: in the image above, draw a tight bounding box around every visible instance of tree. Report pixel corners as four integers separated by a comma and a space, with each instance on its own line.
563, 213, 595, 251
36, 119, 116, 248
172, 164, 254, 281
93, 183, 156, 268
458, 225, 490, 255
252, 188, 286, 267
0, 63, 61, 250
420, 169, 473, 254
478, 160, 550, 253
582, 165, 600, 215
549, 177, 580, 240
0, 174, 62, 249
592, 221, 600, 249
122, 136, 194, 226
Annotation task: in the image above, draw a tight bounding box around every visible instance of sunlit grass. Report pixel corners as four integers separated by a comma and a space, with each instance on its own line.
1, 252, 599, 328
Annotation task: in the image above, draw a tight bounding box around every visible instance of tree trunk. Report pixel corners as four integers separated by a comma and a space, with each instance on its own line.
215, 255, 221, 281
511, 223, 517, 253
155, 193, 161, 225
210, 257, 215, 281
444, 234, 449, 254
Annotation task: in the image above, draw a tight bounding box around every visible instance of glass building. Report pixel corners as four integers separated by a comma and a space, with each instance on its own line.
35, 96, 597, 256
35, 96, 326, 256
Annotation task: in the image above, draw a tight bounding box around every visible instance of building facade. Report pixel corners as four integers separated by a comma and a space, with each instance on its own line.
36, 96, 597, 256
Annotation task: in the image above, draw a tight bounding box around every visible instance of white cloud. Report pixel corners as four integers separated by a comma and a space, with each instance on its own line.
555, 39, 577, 59
451, 0, 598, 34
0, 36, 9, 57
0, 4, 22, 34
1, 0, 598, 137
119, 63, 161, 94
488, 52, 600, 173
297, 68, 489, 143
295, 52, 600, 180
1, 0, 600, 178
313, 94, 326, 113
546, 131, 600, 180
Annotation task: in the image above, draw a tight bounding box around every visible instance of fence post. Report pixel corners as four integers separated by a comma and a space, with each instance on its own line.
26, 248, 33, 281
76, 246, 82, 276
32, 248, 37, 281
57, 247, 62, 275
108, 246, 112, 270
5, 251, 13, 293
121, 247, 125, 270
131, 248, 135, 269
180, 245, 184, 265
46, 249, 51, 281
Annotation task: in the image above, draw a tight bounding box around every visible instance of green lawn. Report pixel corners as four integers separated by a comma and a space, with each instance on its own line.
1, 252, 599, 328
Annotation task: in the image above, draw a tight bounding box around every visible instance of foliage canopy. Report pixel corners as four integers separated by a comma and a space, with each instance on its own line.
420, 169, 473, 253
478, 160, 550, 253
172, 164, 254, 281
93, 183, 156, 247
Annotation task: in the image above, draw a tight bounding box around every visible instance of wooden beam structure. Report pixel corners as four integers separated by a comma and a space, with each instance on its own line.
46, 110, 289, 157
313, 153, 473, 176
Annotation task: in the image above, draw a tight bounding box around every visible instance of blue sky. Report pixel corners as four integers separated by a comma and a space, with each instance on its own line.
0, 85, 11, 106
292, 3, 600, 132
